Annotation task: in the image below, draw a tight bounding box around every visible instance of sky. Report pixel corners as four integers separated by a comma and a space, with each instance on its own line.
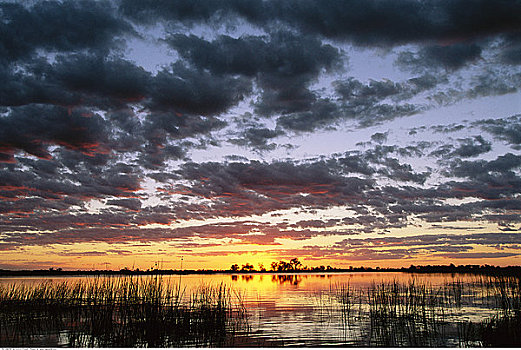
1, 0, 521, 271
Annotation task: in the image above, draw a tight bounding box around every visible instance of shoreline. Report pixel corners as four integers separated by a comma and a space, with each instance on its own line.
1, 264, 520, 277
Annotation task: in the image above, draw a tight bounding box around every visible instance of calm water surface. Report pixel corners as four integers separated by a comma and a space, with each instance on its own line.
0, 272, 503, 346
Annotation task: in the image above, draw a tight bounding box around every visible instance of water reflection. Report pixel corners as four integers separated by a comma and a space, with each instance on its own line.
1, 272, 519, 347
242, 275, 254, 282
271, 274, 302, 285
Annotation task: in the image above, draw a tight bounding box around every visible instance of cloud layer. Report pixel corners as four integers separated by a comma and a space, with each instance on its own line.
1, 0, 521, 268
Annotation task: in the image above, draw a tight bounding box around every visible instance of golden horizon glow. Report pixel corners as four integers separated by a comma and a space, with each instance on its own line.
3, 219, 520, 270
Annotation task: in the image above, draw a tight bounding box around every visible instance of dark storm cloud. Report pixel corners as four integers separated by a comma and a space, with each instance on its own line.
229, 127, 285, 151
140, 110, 227, 158
166, 150, 432, 219
483, 214, 521, 223
0, 60, 77, 107
177, 159, 372, 197
1, 0, 516, 159
168, 158, 379, 218
0, 0, 131, 62
446, 179, 521, 202
429, 224, 486, 230
371, 132, 388, 144
0, 52, 245, 170
465, 71, 521, 99
475, 115, 521, 146
291, 219, 341, 229
106, 108, 220, 171
319, 76, 440, 129
119, 0, 240, 25
51, 54, 150, 104
430, 124, 466, 134
273, 88, 423, 132
335, 78, 409, 101
121, 0, 521, 46
167, 32, 339, 79
168, 31, 340, 117
147, 112, 227, 140
396, 43, 482, 72
498, 34, 521, 65
476, 199, 521, 211
377, 159, 430, 184
0, 104, 108, 161
365, 136, 521, 209
362, 143, 431, 159
371, 159, 521, 222
254, 81, 322, 118
138, 143, 187, 170
430, 136, 492, 158
361, 146, 431, 184
148, 63, 251, 116
447, 153, 521, 180
502, 48, 521, 65
0, 217, 350, 246
226, 113, 286, 151
2, 58, 250, 118
2, 143, 521, 246
439, 252, 520, 259
106, 198, 142, 211
0, 146, 145, 219
329, 232, 521, 252
275, 98, 342, 132
340, 214, 408, 233
0, 53, 151, 110
0, 209, 142, 233
336, 153, 375, 176
1, 54, 246, 143
325, 67, 514, 131
452, 136, 492, 158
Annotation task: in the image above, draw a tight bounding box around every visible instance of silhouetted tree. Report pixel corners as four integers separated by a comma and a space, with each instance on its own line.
230, 264, 239, 272
270, 258, 305, 271
289, 258, 302, 270
241, 263, 254, 272
280, 261, 290, 271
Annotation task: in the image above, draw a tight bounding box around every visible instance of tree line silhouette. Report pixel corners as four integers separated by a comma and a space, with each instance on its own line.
0, 261, 520, 276
231, 258, 319, 272
228, 260, 521, 276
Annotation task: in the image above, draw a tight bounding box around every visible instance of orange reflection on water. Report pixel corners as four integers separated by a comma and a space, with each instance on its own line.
0, 272, 482, 316
0, 271, 471, 292
0, 272, 498, 346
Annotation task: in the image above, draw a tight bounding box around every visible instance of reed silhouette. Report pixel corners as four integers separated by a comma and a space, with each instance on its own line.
0, 276, 248, 347
1, 273, 520, 347
327, 275, 521, 347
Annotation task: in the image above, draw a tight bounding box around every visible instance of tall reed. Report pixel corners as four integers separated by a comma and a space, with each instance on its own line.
478, 275, 521, 346
0, 276, 249, 347
328, 275, 521, 347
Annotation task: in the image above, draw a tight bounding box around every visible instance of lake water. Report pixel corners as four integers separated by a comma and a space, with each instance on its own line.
0, 272, 514, 347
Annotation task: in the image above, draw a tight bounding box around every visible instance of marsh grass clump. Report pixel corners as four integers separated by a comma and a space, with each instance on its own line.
329, 281, 444, 346
477, 275, 521, 347
363, 280, 451, 347
328, 275, 521, 347
0, 276, 249, 347
2, 273, 521, 347
333, 283, 352, 324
